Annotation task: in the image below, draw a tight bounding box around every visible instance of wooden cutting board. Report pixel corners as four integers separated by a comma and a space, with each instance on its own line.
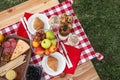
0, 35, 31, 80
0, 0, 100, 80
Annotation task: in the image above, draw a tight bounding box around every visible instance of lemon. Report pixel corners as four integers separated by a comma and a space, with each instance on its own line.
5, 70, 17, 80
0, 34, 4, 42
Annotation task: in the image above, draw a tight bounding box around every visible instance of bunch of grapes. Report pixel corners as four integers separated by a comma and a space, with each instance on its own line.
33, 30, 46, 42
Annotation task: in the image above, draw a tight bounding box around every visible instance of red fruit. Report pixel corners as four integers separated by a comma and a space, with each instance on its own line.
35, 46, 45, 55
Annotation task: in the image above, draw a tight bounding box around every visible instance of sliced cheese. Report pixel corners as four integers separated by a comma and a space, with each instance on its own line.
10, 40, 30, 60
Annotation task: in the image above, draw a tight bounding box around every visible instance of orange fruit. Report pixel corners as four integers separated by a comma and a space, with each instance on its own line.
0, 34, 4, 42
32, 41, 40, 48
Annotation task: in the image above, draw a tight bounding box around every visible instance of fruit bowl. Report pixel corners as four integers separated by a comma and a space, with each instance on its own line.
31, 29, 58, 55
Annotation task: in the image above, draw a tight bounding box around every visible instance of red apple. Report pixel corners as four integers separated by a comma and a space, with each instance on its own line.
35, 46, 45, 55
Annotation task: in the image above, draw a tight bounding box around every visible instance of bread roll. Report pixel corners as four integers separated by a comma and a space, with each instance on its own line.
47, 56, 58, 71
33, 17, 44, 31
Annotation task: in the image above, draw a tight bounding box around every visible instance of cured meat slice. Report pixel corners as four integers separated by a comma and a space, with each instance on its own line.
8, 38, 17, 48
11, 41, 17, 49
3, 47, 11, 54
2, 41, 11, 48
10, 47, 15, 53
8, 38, 16, 43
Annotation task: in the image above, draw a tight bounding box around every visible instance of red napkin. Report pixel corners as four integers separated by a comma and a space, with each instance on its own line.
63, 44, 82, 74
17, 13, 32, 38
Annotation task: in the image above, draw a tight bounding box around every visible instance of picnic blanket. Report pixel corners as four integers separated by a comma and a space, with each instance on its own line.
0, 0, 103, 80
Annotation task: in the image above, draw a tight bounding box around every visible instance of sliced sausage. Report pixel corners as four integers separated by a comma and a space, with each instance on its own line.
8, 38, 16, 42
11, 41, 17, 48
3, 47, 11, 54
10, 47, 15, 53
2, 41, 11, 48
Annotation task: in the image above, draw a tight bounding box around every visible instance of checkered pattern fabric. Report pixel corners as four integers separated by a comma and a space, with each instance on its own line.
0, 0, 103, 80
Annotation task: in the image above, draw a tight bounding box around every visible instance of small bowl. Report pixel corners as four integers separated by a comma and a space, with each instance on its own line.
25, 64, 42, 80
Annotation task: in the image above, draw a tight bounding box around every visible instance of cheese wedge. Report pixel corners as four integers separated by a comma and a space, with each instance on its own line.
10, 40, 30, 60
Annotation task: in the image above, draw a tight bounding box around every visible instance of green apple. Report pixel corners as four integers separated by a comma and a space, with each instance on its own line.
51, 39, 57, 46
46, 30, 55, 40
41, 39, 51, 49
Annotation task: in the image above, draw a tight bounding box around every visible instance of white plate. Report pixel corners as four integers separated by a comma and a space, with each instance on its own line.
27, 13, 51, 35
42, 52, 66, 76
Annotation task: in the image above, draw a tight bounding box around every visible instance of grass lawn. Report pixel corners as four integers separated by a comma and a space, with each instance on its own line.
0, 0, 120, 80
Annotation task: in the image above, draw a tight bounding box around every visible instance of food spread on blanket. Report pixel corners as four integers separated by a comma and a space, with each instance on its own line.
0, 12, 80, 79
30, 13, 80, 75
31, 13, 78, 56
0, 35, 30, 79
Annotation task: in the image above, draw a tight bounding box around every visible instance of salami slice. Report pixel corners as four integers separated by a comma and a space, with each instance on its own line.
3, 47, 11, 54
2, 41, 11, 48
10, 47, 15, 53
8, 38, 16, 42
11, 41, 17, 49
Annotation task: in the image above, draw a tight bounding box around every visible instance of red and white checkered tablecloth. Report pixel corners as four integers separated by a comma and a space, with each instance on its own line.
0, 0, 103, 80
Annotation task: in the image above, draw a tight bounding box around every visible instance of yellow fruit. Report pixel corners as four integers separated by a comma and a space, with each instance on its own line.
0, 34, 4, 42
32, 41, 40, 48
5, 69, 17, 80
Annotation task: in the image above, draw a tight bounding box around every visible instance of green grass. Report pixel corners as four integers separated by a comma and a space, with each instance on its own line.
0, 0, 27, 11
0, 0, 120, 80
73, 0, 120, 80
